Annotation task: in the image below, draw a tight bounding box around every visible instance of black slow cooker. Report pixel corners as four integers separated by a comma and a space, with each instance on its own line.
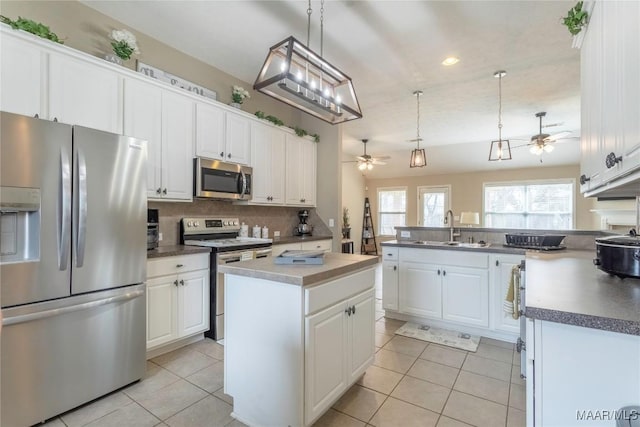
594, 232, 640, 279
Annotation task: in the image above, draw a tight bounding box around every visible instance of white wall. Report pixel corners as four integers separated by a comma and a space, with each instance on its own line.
341, 164, 366, 253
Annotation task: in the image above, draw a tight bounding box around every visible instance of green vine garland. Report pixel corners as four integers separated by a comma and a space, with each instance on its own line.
1, 15, 63, 43
562, 1, 588, 36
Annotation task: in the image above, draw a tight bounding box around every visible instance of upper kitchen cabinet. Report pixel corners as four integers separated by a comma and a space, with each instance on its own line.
124, 77, 194, 201
580, 0, 640, 195
285, 134, 317, 206
250, 121, 285, 204
195, 103, 251, 166
0, 27, 122, 134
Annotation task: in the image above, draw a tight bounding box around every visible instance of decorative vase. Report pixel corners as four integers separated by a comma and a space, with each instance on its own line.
230, 102, 242, 109
104, 53, 123, 65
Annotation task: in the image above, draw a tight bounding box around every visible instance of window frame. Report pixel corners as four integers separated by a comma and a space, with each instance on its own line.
482, 178, 576, 229
377, 186, 407, 236
416, 185, 451, 227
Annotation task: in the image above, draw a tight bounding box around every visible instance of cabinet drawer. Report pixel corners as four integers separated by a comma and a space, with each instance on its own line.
381, 247, 398, 261
305, 268, 375, 315
147, 253, 209, 278
400, 248, 488, 268
301, 239, 332, 252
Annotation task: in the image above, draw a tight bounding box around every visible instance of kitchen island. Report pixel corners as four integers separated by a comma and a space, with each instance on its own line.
219, 252, 379, 427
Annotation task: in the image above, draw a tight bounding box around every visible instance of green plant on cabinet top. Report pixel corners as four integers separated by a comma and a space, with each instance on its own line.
0, 15, 63, 43
562, 1, 588, 36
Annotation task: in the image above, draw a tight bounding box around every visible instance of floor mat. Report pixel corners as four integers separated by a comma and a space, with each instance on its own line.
394, 322, 479, 352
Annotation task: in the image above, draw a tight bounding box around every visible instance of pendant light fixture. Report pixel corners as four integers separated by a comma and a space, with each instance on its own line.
253, 0, 362, 125
488, 70, 512, 161
409, 90, 427, 168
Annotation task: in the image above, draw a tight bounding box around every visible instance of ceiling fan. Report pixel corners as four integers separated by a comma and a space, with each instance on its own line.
513, 112, 576, 159
344, 139, 390, 170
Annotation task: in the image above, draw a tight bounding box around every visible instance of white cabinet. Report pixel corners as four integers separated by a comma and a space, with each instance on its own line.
285, 134, 316, 206
124, 78, 194, 201
579, 0, 640, 194
305, 289, 375, 425
49, 52, 122, 134
272, 239, 333, 257
399, 261, 442, 318
0, 32, 44, 117
0, 28, 122, 133
441, 266, 489, 327
250, 122, 285, 204
195, 103, 251, 165
490, 254, 522, 333
530, 320, 640, 426
382, 247, 399, 310
146, 254, 209, 351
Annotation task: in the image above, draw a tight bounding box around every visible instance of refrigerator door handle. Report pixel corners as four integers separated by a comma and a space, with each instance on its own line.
76, 149, 88, 267
59, 147, 72, 270
2, 289, 144, 326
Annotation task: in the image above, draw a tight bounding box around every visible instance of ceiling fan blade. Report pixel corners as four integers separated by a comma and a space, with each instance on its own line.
372, 155, 391, 161
371, 160, 387, 165
356, 155, 367, 161
511, 142, 533, 149
545, 131, 571, 141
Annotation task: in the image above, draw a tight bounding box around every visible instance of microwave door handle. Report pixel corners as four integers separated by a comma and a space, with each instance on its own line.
75, 149, 88, 268
59, 147, 72, 270
239, 170, 247, 197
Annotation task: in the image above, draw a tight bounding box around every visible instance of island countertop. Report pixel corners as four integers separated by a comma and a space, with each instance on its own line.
525, 250, 640, 335
218, 252, 379, 287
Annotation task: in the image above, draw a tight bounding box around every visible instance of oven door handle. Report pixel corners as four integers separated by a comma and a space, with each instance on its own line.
254, 248, 272, 258
218, 254, 242, 263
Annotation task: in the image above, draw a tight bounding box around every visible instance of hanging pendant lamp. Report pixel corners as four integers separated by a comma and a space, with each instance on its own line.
488, 70, 512, 161
253, 0, 362, 125
409, 90, 427, 168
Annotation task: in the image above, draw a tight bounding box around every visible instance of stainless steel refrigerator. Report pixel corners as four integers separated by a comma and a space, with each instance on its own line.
0, 111, 148, 427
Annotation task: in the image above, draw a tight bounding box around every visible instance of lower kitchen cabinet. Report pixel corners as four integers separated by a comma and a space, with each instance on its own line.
146, 253, 209, 351
382, 260, 398, 310
490, 254, 522, 333
441, 266, 489, 327
399, 261, 442, 318
272, 238, 333, 256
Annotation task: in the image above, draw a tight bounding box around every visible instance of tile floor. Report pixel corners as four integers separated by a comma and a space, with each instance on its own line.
42, 301, 525, 427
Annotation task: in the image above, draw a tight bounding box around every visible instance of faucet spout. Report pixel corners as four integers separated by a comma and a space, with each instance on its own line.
445, 209, 456, 242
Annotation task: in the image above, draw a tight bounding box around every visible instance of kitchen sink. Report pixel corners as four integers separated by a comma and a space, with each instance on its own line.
408, 240, 490, 248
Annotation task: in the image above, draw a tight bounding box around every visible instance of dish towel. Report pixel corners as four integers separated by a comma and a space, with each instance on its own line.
503, 265, 521, 320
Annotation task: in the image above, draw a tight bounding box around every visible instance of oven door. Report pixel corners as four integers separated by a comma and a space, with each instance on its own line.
214, 248, 272, 341
194, 157, 252, 200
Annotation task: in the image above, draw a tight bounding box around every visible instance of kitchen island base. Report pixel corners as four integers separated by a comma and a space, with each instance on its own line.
222, 255, 377, 427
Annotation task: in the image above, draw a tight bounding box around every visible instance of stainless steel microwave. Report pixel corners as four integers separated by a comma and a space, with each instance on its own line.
194, 157, 252, 200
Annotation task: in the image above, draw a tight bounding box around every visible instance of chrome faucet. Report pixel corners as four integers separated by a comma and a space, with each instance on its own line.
445, 209, 460, 242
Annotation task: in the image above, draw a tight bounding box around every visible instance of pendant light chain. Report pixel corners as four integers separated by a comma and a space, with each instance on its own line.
498, 72, 503, 142
416, 91, 421, 148
307, 0, 312, 47
320, 0, 324, 56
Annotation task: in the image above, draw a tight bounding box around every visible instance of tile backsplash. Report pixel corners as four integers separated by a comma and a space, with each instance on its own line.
149, 200, 331, 246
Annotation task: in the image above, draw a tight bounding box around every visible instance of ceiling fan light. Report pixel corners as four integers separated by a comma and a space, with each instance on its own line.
530, 144, 542, 155
410, 148, 426, 168
358, 162, 367, 171
544, 144, 554, 153
367, 163, 373, 170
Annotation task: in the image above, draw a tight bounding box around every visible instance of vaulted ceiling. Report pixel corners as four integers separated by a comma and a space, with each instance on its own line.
83, 0, 581, 178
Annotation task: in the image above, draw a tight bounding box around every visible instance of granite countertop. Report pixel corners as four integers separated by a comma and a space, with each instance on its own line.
218, 252, 378, 286
147, 245, 211, 259
381, 239, 526, 255
525, 250, 640, 335
272, 235, 333, 245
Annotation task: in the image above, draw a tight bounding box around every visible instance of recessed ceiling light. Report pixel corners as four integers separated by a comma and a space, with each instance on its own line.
442, 57, 460, 66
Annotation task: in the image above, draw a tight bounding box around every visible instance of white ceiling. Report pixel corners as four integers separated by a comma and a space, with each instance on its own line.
83, 0, 581, 179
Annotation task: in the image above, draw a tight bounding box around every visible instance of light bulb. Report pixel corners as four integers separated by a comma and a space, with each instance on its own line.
296, 71, 302, 81
544, 144, 554, 153
280, 62, 287, 72
358, 163, 366, 171
367, 163, 373, 170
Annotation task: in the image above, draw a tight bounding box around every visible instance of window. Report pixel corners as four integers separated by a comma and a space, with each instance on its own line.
483, 180, 575, 229
418, 186, 450, 226
378, 187, 406, 235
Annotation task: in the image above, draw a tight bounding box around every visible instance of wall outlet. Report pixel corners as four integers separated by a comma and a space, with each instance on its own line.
158, 232, 163, 241
400, 231, 411, 238
329, 218, 335, 227
274, 231, 280, 237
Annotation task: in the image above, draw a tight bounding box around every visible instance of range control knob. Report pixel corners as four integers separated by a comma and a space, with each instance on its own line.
233, 220, 239, 226
223, 220, 229, 226
194, 221, 200, 227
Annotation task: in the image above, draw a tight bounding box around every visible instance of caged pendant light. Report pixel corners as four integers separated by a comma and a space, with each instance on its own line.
488, 70, 512, 161
409, 90, 427, 168
253, 0, 362, 125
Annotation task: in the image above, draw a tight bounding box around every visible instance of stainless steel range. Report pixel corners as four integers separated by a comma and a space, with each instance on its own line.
181, 217, 272, 341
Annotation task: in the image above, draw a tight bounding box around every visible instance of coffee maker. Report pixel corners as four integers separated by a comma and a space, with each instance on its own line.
295, 209, 313, 236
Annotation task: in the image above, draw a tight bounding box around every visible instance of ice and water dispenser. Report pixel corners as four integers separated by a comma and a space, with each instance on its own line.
0, 186, 41, 264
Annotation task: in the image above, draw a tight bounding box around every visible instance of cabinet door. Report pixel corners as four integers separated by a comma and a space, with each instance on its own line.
49, 52, 122, 134
0, 33, 44, 117
225, 111, 251, 165
442, 266, 489, 327
305, 301, 348, 425
285, 134, 303, 205
382, 261, 398, 310
195, 102, 225, 160
399, 261, 442, 318
272, 242, 301, 257
347, 289, 375, 384
123, 78, 163, 199
301, 239, 332, 252
178, 269, 209, 337
250, 122, 274, 203
146, 275, 178, 349
491, 255, 521, 333
619, 0, 640, 176
161, 91, 194, 200
300, 138, 317, 206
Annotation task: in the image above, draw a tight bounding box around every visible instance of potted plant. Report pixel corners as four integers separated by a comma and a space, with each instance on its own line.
231, 85, 250, 108
107, 29, 140, 64
342, 207, 351, 239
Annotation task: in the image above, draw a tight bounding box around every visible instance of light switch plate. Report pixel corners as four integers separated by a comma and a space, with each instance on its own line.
274, 231, 280, 237
158, 232, 163, 241
400, 231, 411, 238
329, 218, 335, 227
